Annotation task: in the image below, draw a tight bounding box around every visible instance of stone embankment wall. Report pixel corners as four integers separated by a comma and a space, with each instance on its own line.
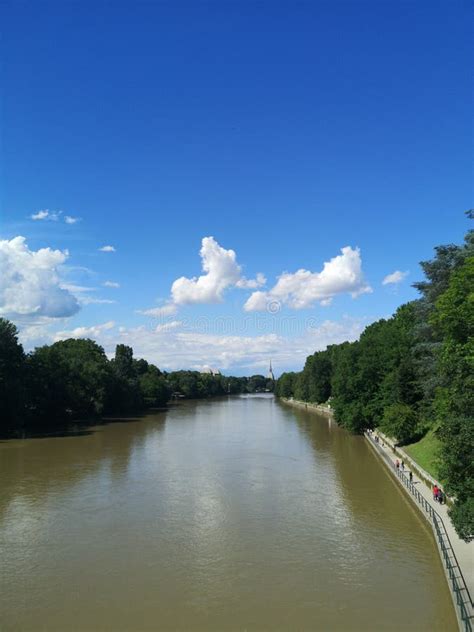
279, 398, 334, 417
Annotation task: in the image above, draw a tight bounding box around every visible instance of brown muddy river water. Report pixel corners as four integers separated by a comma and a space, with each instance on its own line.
0, 394, 456, 631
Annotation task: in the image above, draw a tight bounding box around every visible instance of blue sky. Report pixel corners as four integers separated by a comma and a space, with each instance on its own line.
1, 0, 472, 374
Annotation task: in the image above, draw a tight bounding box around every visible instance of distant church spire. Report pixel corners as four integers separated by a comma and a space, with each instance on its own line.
267, 360, 275, 381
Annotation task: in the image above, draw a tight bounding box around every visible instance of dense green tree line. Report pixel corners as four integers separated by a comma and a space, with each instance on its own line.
276, 222, 473, 540
0, 326, 272, 438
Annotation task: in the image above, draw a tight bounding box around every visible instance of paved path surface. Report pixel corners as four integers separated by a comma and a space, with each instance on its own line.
366, 430, 474, 629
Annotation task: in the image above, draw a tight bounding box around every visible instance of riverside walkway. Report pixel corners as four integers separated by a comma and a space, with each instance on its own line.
365, 430, 473, 632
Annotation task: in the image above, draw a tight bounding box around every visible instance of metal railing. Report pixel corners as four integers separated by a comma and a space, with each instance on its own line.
365, 432, 473, 632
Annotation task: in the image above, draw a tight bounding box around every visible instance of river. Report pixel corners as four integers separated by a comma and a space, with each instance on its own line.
0, 394, 457, 631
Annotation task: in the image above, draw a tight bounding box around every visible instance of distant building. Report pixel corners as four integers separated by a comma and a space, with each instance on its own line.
200, 366, 221, 376
267, 360, 275, 381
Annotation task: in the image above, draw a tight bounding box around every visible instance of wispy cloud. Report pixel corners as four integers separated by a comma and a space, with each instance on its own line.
54, 321, 115, 342
382, 270, 409, 285
138, 303, 178, 318
155, 320, 183, 332
98, 245, 116, 252
103, 280, 120, 288
76, 296, 116, 305
59, 282, 116, 306
30, 209, 81, 224
64, 215, 81, 224
31, 209, 61, 221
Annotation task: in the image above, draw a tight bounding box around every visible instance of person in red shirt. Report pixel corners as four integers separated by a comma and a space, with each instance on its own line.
433, 484, 438, 501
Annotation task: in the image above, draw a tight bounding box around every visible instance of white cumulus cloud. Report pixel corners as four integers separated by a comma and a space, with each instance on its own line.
140, 237, 265, 317
0, 236, 80, 318
171, 237, 242, 305
382, 270, 409, 285
244, 246, 372, 311
99, 245, 116, 252
171, 236, 265, 305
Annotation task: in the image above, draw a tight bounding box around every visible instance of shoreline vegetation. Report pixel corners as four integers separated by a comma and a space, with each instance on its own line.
275, 221, 473, 541
0, 324, 274, 440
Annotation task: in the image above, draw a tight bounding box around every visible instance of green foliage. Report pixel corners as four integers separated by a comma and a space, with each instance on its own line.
380, 403, 419, 445
411, 229, 473, 422
293, 351, 332, 403
431, 257, 474, 345
448, 498, 474, 542
275, 221, 473, 540
0, 319, 26, 435
247, 374, 268, 393
430, 256, 474, 539
139, 365, 170, 407
274, 372, 297, 398
108, 344, 143, 413
165, 371, 267, 399
27, 338, 111, 422
438, 415, 473, 498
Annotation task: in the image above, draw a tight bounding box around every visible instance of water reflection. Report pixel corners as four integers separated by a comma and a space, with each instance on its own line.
0, 396, 456, 631
0, 412, 167, 521
287, 403, 455, 629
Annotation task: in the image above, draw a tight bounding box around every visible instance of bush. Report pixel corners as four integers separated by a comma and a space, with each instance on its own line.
380, 403, 418, 445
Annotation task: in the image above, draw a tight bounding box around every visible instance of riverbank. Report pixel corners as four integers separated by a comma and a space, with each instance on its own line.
279, 397, 334, 417
365, 430, 473, 631
375, 429, 453, 503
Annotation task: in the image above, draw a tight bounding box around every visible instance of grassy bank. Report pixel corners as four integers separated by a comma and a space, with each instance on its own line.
404, 428, 442, 481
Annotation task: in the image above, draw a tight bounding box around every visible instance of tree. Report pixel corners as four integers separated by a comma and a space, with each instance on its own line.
380, 403, 419, 445
0, 319, 26, 436
113, 344, 135, 379
411, 228, 473, 421
247, 374, 267, 392
139, 365, 170, 407
28, 338, 111, 423
275, 372, 297, 398
330, 341, 366, 432
109, 344, 142, 412
431, 257, 474, 540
